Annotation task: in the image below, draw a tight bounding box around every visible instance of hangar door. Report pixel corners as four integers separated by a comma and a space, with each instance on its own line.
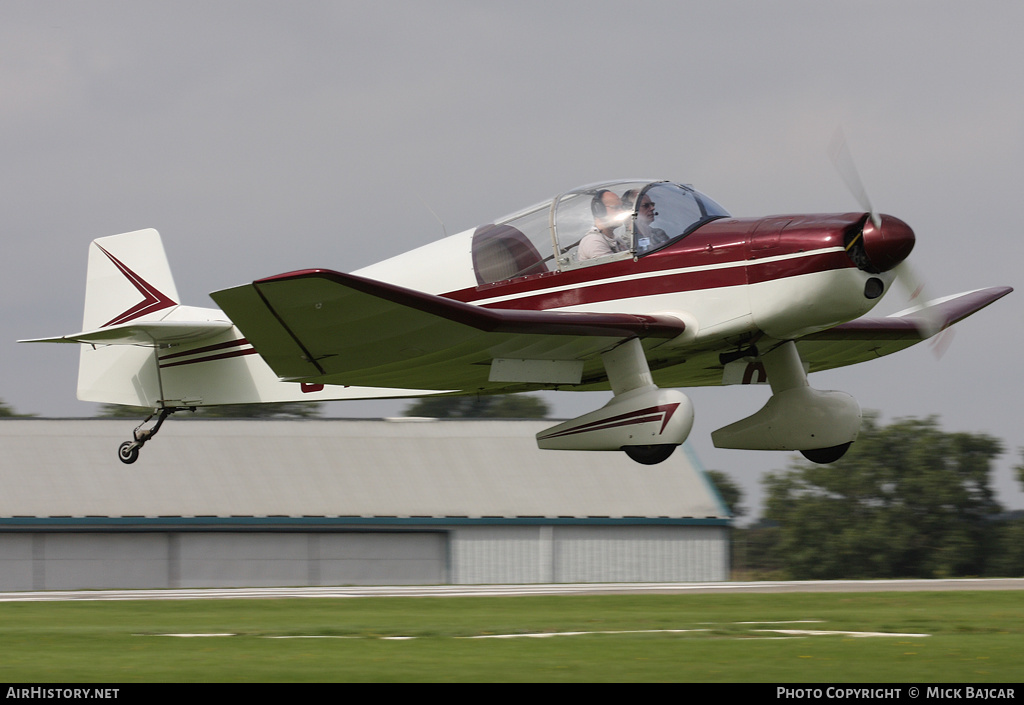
1, 531, 448, 590
178, 532, 448, 588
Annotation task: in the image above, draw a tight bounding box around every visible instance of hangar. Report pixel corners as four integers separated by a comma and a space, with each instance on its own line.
0, 418, 730, 590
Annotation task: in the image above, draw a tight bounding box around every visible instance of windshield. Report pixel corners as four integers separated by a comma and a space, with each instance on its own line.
629, 183, 730, 255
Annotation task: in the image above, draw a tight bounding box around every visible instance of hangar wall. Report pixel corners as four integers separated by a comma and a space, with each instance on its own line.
0, 419, 731, 590
0, 522, 728, 591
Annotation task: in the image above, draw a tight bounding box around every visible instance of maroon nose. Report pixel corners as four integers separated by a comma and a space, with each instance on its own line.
860, 214, 915, 272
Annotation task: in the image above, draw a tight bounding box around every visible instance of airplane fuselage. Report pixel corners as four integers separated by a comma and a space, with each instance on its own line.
357, 211, 901, 353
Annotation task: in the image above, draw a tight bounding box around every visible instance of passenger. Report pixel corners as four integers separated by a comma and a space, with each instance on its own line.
578, 190, 628, 260
634, 193, 669, 252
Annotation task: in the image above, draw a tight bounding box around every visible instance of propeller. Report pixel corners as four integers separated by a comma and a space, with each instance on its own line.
892, 259, 955, 356
829, 128, 880, 229
829, 128, 952, 355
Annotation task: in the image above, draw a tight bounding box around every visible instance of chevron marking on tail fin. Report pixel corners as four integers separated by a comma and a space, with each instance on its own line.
95, 243, 177, 326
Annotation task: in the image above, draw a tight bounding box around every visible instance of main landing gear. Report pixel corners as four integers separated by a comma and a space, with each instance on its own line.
536, 338, 695, 464
711, 340, 861, 463
117, 406, 194, 464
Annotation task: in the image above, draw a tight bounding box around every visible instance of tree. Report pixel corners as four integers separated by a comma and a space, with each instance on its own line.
97, 402, 322, 419
0, 399, 34, 418
985, 510, 1024, 577
1016, 448, 1024, 491
402, 394, 550, 419
97, 404, 151, 418
190, 403, 321, 419
705, 469, 757, 579
705, 470, 745, 518
732, 519, 787, 579
985, 450, 1024, 577
763, 414, 1003, 579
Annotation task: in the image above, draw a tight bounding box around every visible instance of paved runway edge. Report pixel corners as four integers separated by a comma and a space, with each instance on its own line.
2, 578, 1024, 602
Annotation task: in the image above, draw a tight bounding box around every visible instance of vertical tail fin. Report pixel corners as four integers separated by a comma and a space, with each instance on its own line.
77, 229, 180, 407
82, 229, 180, 330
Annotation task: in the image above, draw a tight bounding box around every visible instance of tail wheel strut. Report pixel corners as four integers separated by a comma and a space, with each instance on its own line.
117, 406, 193, 465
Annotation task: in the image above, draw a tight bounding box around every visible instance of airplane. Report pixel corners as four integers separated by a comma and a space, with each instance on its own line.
21, 178, 1011, 465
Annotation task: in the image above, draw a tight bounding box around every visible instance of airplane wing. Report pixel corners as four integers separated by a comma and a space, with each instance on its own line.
210, 269, 685, 391
648, 286, 1012, 390
797, 286, 1013, 372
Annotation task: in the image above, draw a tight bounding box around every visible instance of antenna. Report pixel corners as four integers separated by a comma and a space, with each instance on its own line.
415, 192, 447, 238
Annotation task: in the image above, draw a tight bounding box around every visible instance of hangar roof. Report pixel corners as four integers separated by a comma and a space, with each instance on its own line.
0, 419, 728, 521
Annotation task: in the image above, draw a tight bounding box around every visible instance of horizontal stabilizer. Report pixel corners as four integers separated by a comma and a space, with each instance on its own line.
20, 320, 234, 346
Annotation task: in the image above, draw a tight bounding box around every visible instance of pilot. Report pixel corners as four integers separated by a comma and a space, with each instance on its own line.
578, 190, 628, 260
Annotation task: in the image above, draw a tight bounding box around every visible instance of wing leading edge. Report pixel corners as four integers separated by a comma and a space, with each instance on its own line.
210, 269, 685, 391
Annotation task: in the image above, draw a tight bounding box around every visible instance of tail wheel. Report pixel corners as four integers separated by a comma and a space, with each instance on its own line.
118, 441, 140, 465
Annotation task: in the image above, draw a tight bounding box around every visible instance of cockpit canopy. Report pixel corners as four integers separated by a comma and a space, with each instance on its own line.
471, 180, 729, 286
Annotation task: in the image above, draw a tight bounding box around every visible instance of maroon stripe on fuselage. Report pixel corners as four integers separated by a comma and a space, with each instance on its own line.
746, 249, 853, 285
158, 348, 258, 369
444, 249, 852, 311
475, 266, 747, 311
442, 244, 737, 305
158, 338, 250, 361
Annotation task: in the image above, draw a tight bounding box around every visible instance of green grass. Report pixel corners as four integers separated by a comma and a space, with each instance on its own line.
0, 591, 1021, 682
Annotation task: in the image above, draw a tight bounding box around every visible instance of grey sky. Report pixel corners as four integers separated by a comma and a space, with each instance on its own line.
3, 1, 1022, 519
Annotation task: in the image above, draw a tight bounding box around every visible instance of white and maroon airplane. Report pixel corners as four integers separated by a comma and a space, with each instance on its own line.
23, 179, 1011, 465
